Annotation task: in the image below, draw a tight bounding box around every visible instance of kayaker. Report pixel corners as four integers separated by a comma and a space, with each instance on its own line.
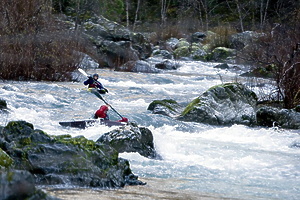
94, 105, 109, 120
84, 73, 108, 94
94, 105, 128, 122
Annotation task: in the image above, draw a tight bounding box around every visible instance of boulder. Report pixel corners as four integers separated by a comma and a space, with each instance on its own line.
0, 169, 59, 200
152, 49, 173, 59
174, 45, 207, 61
213, 63, 230, 69
0, 99, 8, 114
154, 60, 179, 70
211, 47, 236, 61
190, 32, 206, 43
97, 122, 161, 160
229, 31, 264, 50
0, 121, 144, 188
166, 37, 179, 49
0, 99, 7, 110
117, 60, 160, 73
83, 15, 152, 68
256, 106, 300, 129
177, 83, 258, 126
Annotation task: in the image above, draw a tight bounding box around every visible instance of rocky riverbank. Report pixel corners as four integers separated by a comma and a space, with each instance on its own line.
0, 120, 158, 199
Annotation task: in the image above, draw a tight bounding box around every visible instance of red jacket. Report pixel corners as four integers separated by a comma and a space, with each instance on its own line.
94, 105, 109, 120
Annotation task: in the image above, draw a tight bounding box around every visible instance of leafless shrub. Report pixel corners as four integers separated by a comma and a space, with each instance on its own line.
240, 22, 300, 108
0, 0, 84, 81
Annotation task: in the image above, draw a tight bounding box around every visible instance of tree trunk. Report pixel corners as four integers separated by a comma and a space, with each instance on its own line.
234, 0, 244, 32
133, 0, 140, 31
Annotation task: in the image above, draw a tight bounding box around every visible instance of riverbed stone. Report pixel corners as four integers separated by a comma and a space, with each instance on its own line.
177, 83, 258, 126
256, 106, 300, 129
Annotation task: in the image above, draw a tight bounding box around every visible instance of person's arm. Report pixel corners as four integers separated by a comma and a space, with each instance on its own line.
84, 78, 92, 85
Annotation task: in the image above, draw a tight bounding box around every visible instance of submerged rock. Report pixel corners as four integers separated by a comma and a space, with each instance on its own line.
147, 99, 182, 117
97, 122, 161, 160
178, 83, 257, 126
257, 106, 300, 129
0, 99, 8, 113
0, 169, 59, 200
0, 121, 144, 188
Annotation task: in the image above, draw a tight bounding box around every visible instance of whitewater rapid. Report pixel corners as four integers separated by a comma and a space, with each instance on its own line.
0, 60, 299, 200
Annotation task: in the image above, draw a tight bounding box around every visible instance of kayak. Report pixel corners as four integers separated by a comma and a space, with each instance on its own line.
59, 119, 125, 129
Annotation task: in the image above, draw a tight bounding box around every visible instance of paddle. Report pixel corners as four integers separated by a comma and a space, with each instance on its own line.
78, 68, 127, 121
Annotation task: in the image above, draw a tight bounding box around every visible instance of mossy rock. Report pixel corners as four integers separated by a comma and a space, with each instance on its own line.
0, 148, 13, 168
148, 99, 179, 112
174, 45, 204, 59
178, 83, 258, 126
211, 47, 236, 61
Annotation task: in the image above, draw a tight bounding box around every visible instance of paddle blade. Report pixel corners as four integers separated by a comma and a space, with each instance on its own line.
78, 68, 89, 77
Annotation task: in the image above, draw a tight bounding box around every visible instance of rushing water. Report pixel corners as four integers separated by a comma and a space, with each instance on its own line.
0, 60, 299, 200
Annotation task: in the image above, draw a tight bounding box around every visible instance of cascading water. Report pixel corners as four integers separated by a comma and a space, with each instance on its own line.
0, 60, 299, 200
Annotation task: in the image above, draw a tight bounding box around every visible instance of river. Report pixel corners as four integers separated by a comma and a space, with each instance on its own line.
0, 60, 299, 200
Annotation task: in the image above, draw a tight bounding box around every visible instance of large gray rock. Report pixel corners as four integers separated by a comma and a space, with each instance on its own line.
97, 123, 161, 160
83, 15, 152, 69
0, 121, 144, 188
229, 31, 264, 50
177, 83, 258, 126
257, 106, 300, 129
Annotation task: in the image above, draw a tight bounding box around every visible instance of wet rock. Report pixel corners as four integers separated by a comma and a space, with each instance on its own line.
0, 99, 9, 114
257, 106, 300, 129
118, 60, 160, 73
0, 99, 7, 110
290, 140, 300, 148
0, 148, 13, 168
97, 122, 161, 160
0, 169, 59, 200
178, 83, 257, 126
154, 60, 179, 70
213, 63, 230, 69
0, 121, 143, 188
148, 99, 182, 117
152, 49, 173, 59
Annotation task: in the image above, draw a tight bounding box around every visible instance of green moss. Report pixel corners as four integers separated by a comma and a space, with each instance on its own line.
5, 121, 34, 132
0, 148, 13, 168
181, 97, 200, 116
84, 22, 96, 30
19, 137, 32, 146
53, 135, 97, 151
174, 46, 201, 58
148, 99, 178, 112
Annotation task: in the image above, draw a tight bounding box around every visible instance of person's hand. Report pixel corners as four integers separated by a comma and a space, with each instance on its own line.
104, 88, 108, 93
88, 76, 93, 80
98, 88, 107, 94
